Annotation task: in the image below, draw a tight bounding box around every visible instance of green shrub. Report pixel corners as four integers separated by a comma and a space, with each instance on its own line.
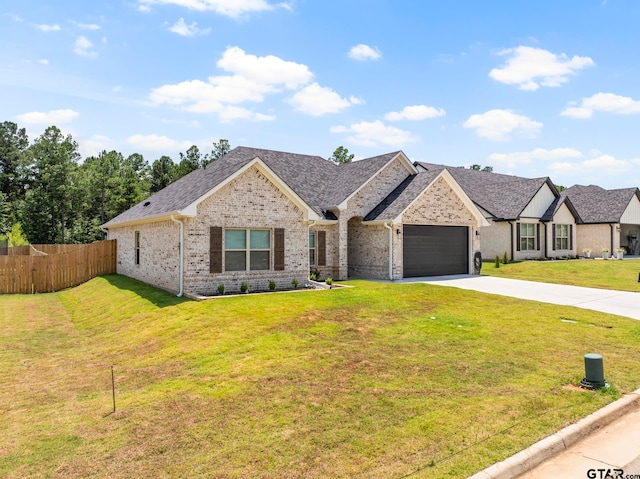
268, 280, 276, 291
240, 282, 248, 293
325, 277, 333, 286
291, 278, 299, 289
495, 255, 500, 268
217, 284, 225, 295
502, 252, 508, 264
310, 273, 317, 281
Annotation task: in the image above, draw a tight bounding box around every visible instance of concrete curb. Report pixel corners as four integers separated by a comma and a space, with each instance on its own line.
468, 388, 640, 479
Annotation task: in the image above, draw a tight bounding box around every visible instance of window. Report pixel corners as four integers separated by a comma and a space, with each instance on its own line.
520, 223, 535, 251
135, 231, 140, 265
224, 229, 270, 271
309, 232, 316, 265
555, 224, 570, 250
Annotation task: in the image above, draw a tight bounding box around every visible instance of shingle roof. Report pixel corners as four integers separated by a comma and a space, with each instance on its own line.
417, 162, 555, 220
561, 185, 640, 223
104, 147, 407, 227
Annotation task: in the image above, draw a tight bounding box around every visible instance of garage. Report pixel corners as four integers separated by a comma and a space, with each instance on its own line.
403, 225, 469, 277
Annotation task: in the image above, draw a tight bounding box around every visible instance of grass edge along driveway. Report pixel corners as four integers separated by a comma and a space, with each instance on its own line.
482, 258, 640, 293
1, 274, 639, 479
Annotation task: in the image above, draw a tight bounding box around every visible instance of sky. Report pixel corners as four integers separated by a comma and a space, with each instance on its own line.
1, 0, 639, 189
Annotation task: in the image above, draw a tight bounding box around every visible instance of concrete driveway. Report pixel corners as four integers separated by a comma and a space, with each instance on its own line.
400, 275, 640, 320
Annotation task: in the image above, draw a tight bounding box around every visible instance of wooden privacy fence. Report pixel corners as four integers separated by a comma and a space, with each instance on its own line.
0, 240, 117, 294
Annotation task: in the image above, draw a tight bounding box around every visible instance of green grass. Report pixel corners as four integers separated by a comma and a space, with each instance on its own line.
2, 274, 640, 478
483, 258, 640, 292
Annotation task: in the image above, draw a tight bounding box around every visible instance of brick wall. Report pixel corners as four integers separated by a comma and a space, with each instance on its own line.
577, 224, 617, 258
109, 221, 180, 293
183, 165, 309, 295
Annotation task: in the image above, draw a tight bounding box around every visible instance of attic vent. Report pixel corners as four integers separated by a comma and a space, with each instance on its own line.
143, 201, 151, 207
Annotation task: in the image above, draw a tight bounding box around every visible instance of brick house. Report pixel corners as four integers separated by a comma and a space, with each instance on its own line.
416, 163, 581, 261
103, 147, 488, 296
561, 185, 640, 258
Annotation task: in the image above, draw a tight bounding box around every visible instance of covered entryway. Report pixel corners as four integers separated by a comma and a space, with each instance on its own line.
403, 225, 468, 277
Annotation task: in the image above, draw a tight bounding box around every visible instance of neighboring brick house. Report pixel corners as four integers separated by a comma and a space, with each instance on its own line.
103, 147, 488, 296
561, 185, 640, 258
416, 163, 581, 261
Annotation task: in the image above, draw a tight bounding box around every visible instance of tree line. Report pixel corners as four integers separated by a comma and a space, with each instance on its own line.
0, 121, 230, 245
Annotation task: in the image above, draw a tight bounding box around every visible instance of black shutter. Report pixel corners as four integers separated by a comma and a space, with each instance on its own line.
210, 227, 222, 273
536, 224, 540, 251
552, 224, 556, 251
274, 228, 285, 271
570, 225, 573, 250
516, 223, 521, 251
317, 230, 326, 266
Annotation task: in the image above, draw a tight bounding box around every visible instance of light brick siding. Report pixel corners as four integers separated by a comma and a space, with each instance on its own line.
346, 158, 411, 218
109, 221, 180, 293
480, 220, 510, 261
309, 224, 339, 280
577, 224, 617, 258
334, 157, 411, 280
402, 177, 476, 226
347, 218, 388, 278
183, 166, 308, 295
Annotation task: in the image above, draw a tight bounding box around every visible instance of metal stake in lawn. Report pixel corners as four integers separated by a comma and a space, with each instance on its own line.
111, 365, 116, 413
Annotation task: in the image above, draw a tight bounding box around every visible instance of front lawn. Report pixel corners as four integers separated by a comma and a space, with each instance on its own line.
2, 275, 640, 478
482, 258, 640, 292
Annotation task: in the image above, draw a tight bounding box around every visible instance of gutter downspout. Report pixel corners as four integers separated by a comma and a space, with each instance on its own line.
508, 221, 515, 261
170, 215, 184, 297
308, 220, 316, 279
384, 222, 394, 281
610, 223, 615, 256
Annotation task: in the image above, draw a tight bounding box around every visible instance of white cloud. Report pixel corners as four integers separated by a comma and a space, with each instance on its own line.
582, 154, 629, 169
218, 106, 275, 122
561, 92, 640, 118
79, 135, 112, 158
126, 134, 192, 152
74, 36, 97, 58
34, 23, 61, 32
137, 0, 281, 18
330, 120, 417, 148
385, 105, 446, 121
488, 148, 583, 168
289, 83, 360, 116
348, 44, 382, 61
489, 46, 595, 91
38, 59, 49, 65
150, 46, 313, 120
216, 46, 311, 89
17, 109, 79, 125
549, 154, 635, 178
168, 18, 211, 36
463, 109, 542, 141
71, 21, 101, 30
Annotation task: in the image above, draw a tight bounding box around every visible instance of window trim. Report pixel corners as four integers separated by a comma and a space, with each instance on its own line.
309, 231, 316, 266
224, 228, 271, 272
519, 223, 536, 251
554, 224, 571, 250
135, 231, 140, 265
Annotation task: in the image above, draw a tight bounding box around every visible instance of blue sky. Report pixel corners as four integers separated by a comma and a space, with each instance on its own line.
2, 0, 639, 189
